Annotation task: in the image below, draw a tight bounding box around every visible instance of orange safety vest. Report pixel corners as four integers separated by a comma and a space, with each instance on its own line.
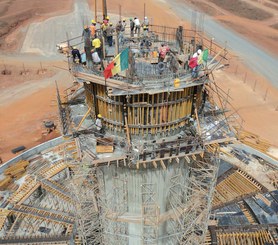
89, 25, 96, 37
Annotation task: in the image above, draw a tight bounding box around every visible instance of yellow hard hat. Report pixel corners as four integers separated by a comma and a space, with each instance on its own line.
97, 114, 102, 118
91, 19, 96, 24
106, 16, 110, 20
123, 18, 126, 21
73, 46, 77, 49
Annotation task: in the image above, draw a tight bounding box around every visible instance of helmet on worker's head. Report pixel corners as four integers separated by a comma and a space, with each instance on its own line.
106, 16, 110, 20
123, 18, 126, 22
97, 114, 102, 118
109, 23, 113, 26
144, 16, 148, 19
91, 19, 96, 24
197, 49, 202, 55
73, 46, 77, 49
129, 18, 133, 21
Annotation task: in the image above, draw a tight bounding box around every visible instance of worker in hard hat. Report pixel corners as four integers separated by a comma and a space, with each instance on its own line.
134, 17, 141, 36
92, 36, 102, 60
95, 114, 104, 137
71, 46, 81, 63
101, 20, 109, 41
90, 20, 97, 38
106, 23, 114, 47
122, 19, 127, 31
143, 25, 149, 37
158, 43, 170, 62
82, 25, 92, 64
129, 18, 135, 37
143, 16, 149, 27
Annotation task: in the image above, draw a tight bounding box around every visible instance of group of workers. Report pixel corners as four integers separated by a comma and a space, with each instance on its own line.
71, 16, 151, 65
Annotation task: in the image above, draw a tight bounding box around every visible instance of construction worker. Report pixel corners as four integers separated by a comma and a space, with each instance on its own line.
191, 49, 202, 78
71, 47, 81, 63
142, 16, 149, 27
122, 19, 127, 31
140, 38, 152, 58
92, 36, 102, 60
82, 25, 92, 63
81, 50, 86, 65
158, 43, 170, 62
106, 23, 114, 47
101, 19, 109, 41
143, 25, 149, 37
134, 17, 141, 36
95, 114, 104, 137
129, 18, 135, 37
116, 21, 123, 44
90, 20, 97, 38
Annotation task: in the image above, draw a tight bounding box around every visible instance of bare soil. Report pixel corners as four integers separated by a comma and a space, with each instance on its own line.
185, 0, 278, 56
0, 0, 73, 51
209, 0, 273, 20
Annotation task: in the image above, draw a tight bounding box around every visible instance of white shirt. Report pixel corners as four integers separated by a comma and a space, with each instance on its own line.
134, 18, 140, 26
96, 118, 102, 130
92, 52, 101, 63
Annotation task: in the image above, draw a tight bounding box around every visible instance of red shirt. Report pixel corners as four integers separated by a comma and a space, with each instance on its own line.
159, 46, 170, 58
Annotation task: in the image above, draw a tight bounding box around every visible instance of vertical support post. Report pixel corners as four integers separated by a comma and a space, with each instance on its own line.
115, 33, 119, 55
102, 0, 107, 20
102, 36, 106, 59
144, 3, 146, 18
95, 0, 97, 22
66, 32, 71, 71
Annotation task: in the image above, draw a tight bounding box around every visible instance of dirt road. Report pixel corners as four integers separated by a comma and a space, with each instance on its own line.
164, 0, 278, 88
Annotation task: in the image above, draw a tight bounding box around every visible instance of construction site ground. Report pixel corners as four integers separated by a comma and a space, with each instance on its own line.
0, 0, 278, 162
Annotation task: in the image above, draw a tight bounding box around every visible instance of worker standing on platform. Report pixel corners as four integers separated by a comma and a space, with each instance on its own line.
130, 18, 135, 37
143, 16, 149, 27
71, 47, 81, 63
191, 49, 202, 78
106, 23, 114, 47
158, 43, 170, 62
90, 20, 97, 38
95, 114, 104, 137
92, 36, 102, 60
101, 19, 109, 41
134, 17, 141, 36
116, 21, 123, 44
82, 25, 92, 64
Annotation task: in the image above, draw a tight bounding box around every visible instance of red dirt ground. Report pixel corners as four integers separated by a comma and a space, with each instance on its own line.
0, 0, 277, 162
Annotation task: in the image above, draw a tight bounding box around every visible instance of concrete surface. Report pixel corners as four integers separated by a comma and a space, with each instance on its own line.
21, 0, 93, 57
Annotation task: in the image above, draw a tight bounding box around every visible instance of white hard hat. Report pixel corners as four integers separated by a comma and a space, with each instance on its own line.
144, 16, 148, 19
197, 49, 202, 55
